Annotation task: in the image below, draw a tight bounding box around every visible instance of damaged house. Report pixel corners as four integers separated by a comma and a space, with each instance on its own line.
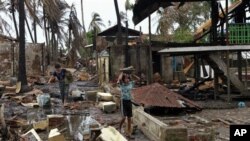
0, 34, 46, 79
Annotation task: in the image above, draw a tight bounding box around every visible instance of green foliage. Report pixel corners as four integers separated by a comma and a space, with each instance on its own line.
86, 31, 94, 44
156, 2, 211, 43
173, 27, 193, 43
88, 12, 105, 33
125, 0, 134, 11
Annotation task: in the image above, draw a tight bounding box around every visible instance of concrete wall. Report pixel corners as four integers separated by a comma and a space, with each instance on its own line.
133, 108, 188, 141
109, 45, 125, 79
0, 41, 13, 80
129, 46, 148, 78
0, 42, 45, 79
161, 55, 174, 83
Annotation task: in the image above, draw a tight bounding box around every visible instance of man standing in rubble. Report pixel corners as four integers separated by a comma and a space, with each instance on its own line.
48, 64, 70, 106
117, 71, 140, 139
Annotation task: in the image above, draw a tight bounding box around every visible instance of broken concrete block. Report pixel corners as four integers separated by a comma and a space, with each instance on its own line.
22, 129, 42, 141
47, 115, 64, 128
97, 92, 113, 101
189, 132, 215, 141
100, 102, 116, 113
165, 127, 188, 141
71, 89, 85, 98
85, 91, 98, 101
33, 120, 48, 131
133, 108, 188, 141
48, 128, 66, 141
37, 94, 51, 108
99, 126, 127, 141
98, 126, 127, 141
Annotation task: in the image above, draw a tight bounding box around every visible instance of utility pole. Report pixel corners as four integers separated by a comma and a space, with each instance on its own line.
18, 0, 28, 87
81, 0, 86, 32
148, 15, 153, 83
226, 0, 231, 102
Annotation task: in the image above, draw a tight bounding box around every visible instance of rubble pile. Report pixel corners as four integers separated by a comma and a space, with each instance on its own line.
0, 73, 132, 141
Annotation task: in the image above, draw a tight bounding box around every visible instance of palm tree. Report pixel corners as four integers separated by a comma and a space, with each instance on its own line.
18, 0, 28, 88
42, 0, 70, 62
114, 0, 122, 45
120, 11, 127, 25
88, 12, 105, 33
67, 4, 85, 67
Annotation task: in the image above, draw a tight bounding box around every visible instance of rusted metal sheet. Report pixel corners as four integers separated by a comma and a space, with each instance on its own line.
132, 83, 201, 110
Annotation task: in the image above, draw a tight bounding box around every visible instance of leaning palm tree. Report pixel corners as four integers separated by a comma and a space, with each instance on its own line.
88, 12, 105, 33
67, 4, 86, 67
42, 0, 70, 62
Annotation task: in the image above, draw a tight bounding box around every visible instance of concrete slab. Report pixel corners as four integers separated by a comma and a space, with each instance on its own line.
97, 92, 113, 101
133, 107, 188, 141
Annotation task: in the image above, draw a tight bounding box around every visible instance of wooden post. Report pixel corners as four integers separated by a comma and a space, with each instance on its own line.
238, 51, 242, 81
245, 52, 248, 89
12, 42, 15, 76
125, 21, 129, 66
214, 72, 218, 100
42, 43, 45, 76
148, 15, 153, 83
139, 27, 142, 86
226, 0, 231, 102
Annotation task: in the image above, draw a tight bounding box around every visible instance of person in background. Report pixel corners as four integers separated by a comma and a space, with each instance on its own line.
117, 71, 140, 139
48, 64, 69, 106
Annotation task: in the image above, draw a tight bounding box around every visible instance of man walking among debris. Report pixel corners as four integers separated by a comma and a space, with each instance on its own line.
117, 71, 140, 139
48, 64, 70, 106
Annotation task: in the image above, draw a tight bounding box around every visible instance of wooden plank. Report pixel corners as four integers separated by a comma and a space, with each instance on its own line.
208, 53, 245, 93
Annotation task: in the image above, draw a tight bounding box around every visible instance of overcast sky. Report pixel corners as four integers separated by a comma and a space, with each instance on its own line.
64, 0, 157, 33
18, 0, 158, 43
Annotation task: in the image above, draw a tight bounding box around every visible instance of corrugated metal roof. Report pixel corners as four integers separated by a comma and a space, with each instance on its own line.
132, 83, 201, 110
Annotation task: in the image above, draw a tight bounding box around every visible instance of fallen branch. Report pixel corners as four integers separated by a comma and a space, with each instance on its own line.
0, 104, 8, 140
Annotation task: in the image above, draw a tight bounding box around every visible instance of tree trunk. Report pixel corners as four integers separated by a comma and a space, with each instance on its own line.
18, 0, 28, 86
114, 0, 122, 45
81, 0, 86, 32
43, 6, 50, 65
25, 16, 34, 43
33, 0, 37, 43
11, 0, 19, 39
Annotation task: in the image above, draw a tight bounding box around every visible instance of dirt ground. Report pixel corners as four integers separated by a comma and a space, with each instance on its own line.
1, 79, 249, 141
154, 100, 250, 141
0, 80, 150, 141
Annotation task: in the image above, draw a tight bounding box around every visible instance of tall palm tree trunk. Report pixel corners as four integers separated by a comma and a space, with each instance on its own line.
33, 0, 37, 43
11, 0, 19, 38
25, 16, 34, 43
81, 0, 86, 32
114, 0, 122, 45
43, 6, 50, 65
18, 0, 27, 86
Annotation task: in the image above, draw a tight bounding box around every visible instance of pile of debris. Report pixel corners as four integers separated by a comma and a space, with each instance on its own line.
132, 83, 202, 111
